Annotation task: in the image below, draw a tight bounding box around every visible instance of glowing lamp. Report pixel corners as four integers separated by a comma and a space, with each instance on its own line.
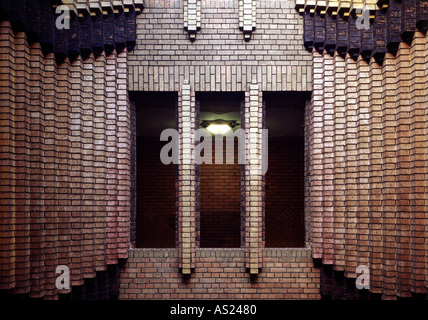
201, 120, 238, 135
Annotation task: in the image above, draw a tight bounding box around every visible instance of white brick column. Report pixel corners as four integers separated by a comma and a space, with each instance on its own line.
177, 80, 197, 274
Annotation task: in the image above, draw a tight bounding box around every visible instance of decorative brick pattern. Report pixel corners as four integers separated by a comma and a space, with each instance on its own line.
129, 0, 312, 92
184, 0, 201, 40
239, 0, 256, 40
306, 30, 428, 299
298, 0, 428, 59
1, 0, 141, 62
0, 18, 133, 299
119, 248, 320, 299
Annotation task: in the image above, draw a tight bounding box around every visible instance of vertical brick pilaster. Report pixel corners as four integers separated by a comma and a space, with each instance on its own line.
239, 0, 256, 40
356, 55, 370, 270
13, 31, 31, 295
105, 49, 119, 264
310, 49, 324, 259
184, 0, 201, 40
322, 52, 334, 265
381, 52, 398, 299
344, 53, 358, 279
244, 82, 263, 274
0, 20, 16, 291
368, 55, 384, 295
82, 52, 96, 278
28, 41, 46, 298
425, 31, 428, 293
333, 51, 346, 271
408, 31, 427, 295
116, 48, 131, 259
395, 41, 412, 298
93, 51, 108, 269
69, 55, 84, 286
55, 54, 71, 296
178, 80, 196, 274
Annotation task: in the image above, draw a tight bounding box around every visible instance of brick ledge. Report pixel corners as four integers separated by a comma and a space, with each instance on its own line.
128, 247, 312, 258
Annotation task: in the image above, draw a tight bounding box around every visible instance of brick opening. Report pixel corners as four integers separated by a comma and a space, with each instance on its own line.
199, 139, 241, 248
264, 92, 309, 248
197, 92, 244, 248
133, 92, 178, 248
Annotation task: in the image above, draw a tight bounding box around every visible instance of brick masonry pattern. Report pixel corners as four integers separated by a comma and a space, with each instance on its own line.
119, 248, 320, 299
306, 32, 428, 299
128, 0, 313, 92
0, 19, 132, 299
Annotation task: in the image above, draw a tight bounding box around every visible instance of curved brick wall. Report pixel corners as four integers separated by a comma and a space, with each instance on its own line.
0, 0, 139, 299
297, 0, 428, 299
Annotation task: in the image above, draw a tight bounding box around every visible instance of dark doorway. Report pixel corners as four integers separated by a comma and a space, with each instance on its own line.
264, 92, 309, 248
133, 92, 177, 248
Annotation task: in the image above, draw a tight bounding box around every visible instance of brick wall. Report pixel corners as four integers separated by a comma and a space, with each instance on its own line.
305, 30, 428, 300
136, 137, 176, 248
265, 137, 305, 248
0, 18, 131, 299
200, 140, 241, 248
128, 0, 312, 92
119, 248, 320, 299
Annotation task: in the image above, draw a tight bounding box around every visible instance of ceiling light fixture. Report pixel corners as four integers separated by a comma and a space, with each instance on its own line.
201, 120, 238, 135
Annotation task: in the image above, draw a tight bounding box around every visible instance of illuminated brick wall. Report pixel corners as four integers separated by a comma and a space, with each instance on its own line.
199, 140, 241, 248
4, 0, 428, 301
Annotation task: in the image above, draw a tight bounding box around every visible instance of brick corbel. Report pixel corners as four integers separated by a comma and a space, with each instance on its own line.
239, 0, 256, 41
184, 0, 201, 41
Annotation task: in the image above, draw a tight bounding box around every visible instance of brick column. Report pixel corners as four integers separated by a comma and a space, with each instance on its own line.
381, 52, 398, 299
0, 21, 16, 291
244, 82, 263, 275
28, 41, 46, 298
55, 53, 71, 297
116, 48, 131, 259
93, 51, 108, 269
309, 49, 324, 260
69, 55, 84, 286
184, 0, 201, 40
177, 80, 196, 274
368, 55, 384, 295
82, 52, 96, 278
424, 31, 428, 294
344, 53, 358, 279
408, 26, 428, 298
13, 31, 31, 294
105, 50, 119, 264
395, 41, 412, 298
322, 52, 334, 265
333, 51, 346, 271
356, 55, 370, 271
239, 0, 256, 40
